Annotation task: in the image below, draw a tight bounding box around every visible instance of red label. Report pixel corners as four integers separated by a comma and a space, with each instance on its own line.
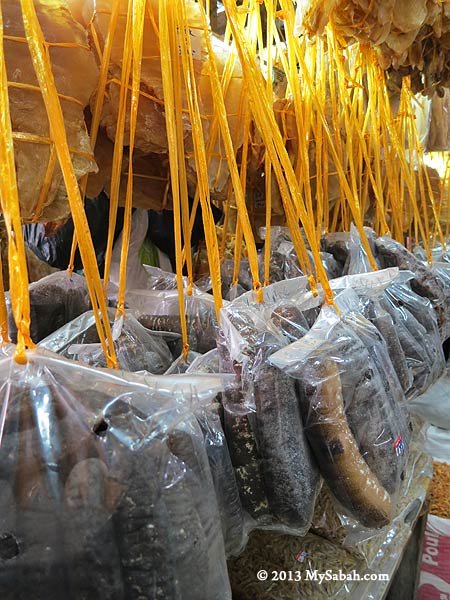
419, 527, 450, 599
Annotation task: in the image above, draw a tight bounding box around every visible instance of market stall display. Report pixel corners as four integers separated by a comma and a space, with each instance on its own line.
1, 0, 449, 598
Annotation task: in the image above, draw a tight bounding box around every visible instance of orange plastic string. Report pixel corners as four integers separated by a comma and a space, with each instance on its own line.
0, 250, 9, 342
116, 0, 146, 320
102, 0, 133, 293
20, 0, 117, 368
0, 1, 33, 361
198, 0, 263, 303
177, 0, 224, 316
159, 0, 190, 357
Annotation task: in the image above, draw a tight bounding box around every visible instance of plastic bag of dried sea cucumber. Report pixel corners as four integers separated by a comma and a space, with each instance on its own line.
375, 234, 448, 339
182, 350, 250, 556
259, 225, 343, 281
382, 275, 445, 398
270, 288, 412, 534
39, 308, 172, 374
316, 263, 445, 400
218, 279, 321, 536
6, 271, 92, 344
126, 286, 219, 354
0, 346, 231, 600
195, 403, 247, 557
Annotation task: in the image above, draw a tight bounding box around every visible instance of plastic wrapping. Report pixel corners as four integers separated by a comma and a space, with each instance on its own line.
311, 426, 432, 557
39, 309, 172, 374
375, 234, 448, 340
321, 232, 351, 267
186, 348, 221, 374
315, 254, 445, 399
0, 346, 231, 600
228, 529, 364, 600
218, 279, 321, 535
431, 262, 450, 340
109, 208, 149, 291
6, 271, 92, 344
164, 349, 247, 556
383, 280, 445, 398
164, 351, 203, 374
126, 287, 219, 354
260, 226, 343, 281
196, 403, 246, 557
270, 289, 411, 531
360, 296, 414, 394
346, 224, 381, 276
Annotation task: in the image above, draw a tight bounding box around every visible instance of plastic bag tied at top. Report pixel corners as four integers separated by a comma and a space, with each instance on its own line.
0, 346, 231, 600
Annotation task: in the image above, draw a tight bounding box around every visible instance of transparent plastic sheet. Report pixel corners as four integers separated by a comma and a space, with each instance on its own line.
270, 289, 412, 532
323, 261, 415, 396
6, 271, 91, 344
149, 349, 248, 557
186, 348, 221, 375
375, 234, 448, 340
346, 223, 381, 276
311, 421, 432, 557
109, 208, 149, 291
218, 279, 321, 536
194, 260, 248, 302
39, 308, 172, 374
321, 232, 351, 268
221, 276, 312, 361
228, 529, 365, 600
140, 265, 179, 289
383, 280, 445, 398
164, 351, 203, 374
0, 346, 231, 600
431, 262, 450, 340
259, 226, 343, 282
186, 348, 247, 554
196, 402, 246, 557
125, 287, 219, 354
313, 265, 445, 399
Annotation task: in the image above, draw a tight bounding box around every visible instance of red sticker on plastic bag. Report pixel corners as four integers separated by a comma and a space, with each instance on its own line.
394, 434, 404, 456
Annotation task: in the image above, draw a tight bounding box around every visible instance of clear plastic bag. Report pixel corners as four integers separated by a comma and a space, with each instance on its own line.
431, 261, 450, 340
218, 280, 321, 536
375, 234, 448, 339
382, 279, 445, 398
109, 208, 149, 292
126, 287, 219, 354
260, 226, 343, 281
7, 271, 91, 343
0, 346, 231, 600
311, 421, 431, 560
322, 263, 445, 399
196, 403, 246, 557
270, 290, 411, 531
140, 265, 180, 290
228, 447, 432, 600
346, 224, 381, 276
186, 348, 221, 374
164, 351, 203, 374
39, 308, 173, 374
321, 232, 351, 266
360, 296, 413, 394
